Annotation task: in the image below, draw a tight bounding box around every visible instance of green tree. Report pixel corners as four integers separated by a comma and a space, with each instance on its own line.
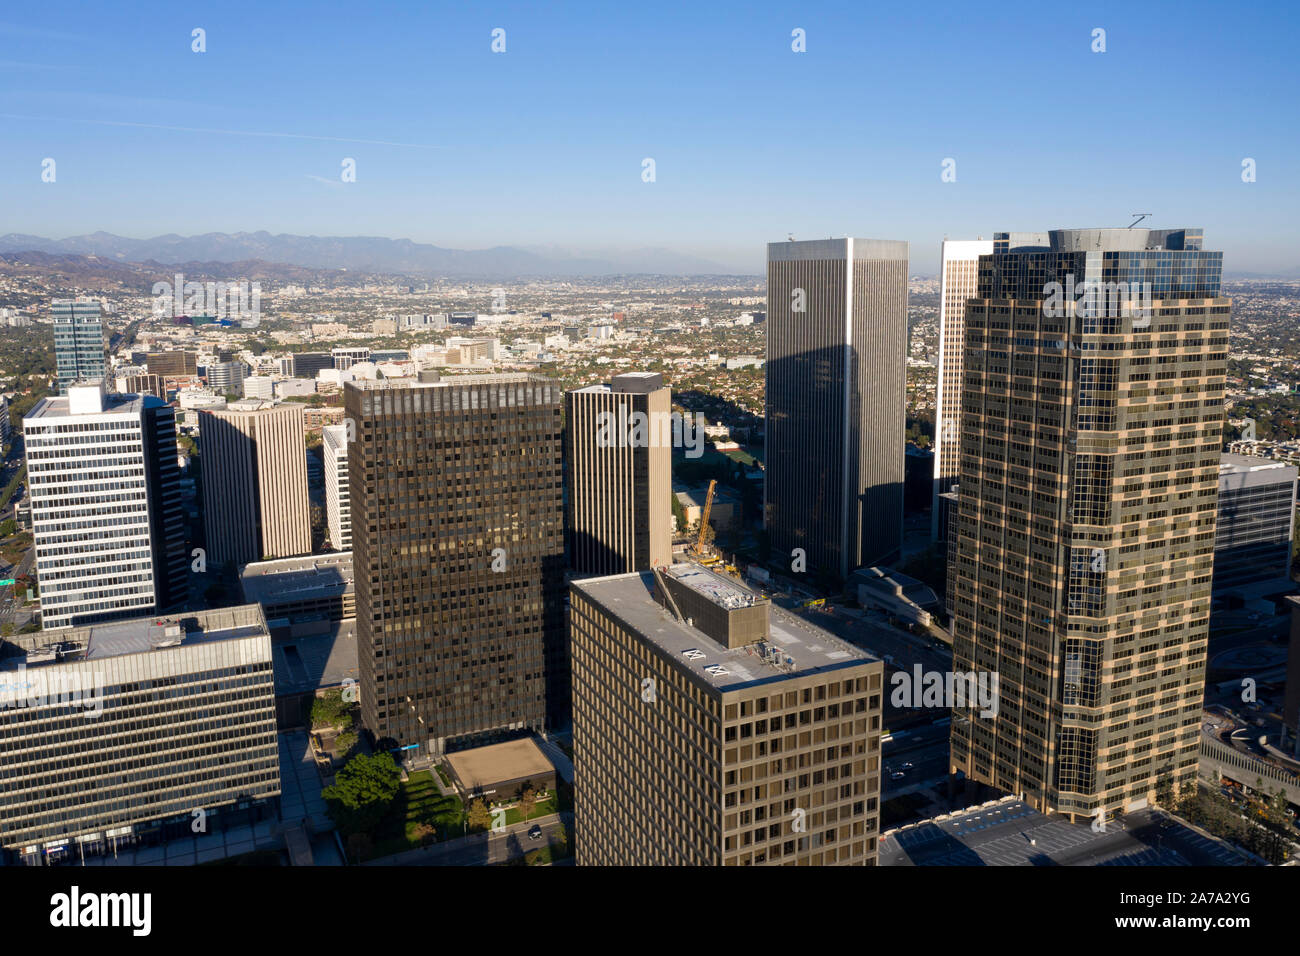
321, 752, 401, 836
466, 798, 491, 832
517, 786, 538, 822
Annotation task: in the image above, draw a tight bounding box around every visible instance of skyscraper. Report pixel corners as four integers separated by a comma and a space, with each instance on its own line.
345, 373, 565, 755
24, 384, 187, 630
765, 238, 908, 583
0, 604, 280, 865
570, 563, 884, 865
932, 235, 1048, 540
199, 400, 312, 567
565, 371, 672, 575
52, 298, 107, 393
322, 423, 352, 550
948, 227, 1227, 820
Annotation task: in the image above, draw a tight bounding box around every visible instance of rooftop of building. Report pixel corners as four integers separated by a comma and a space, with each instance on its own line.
571, 564, 876, 690
879, 797, 1252, 867
0, 604, 270, 670
271, 620, 358, 697
444, 737, 556, 791
1220, 453, 1298, 478
767, 237, 909, 262
346, 371, 553, 391
24, 385, 159, 421
241, 551, 354, 605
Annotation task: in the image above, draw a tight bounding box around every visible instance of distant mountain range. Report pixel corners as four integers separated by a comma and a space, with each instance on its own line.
0, 232, 751, 278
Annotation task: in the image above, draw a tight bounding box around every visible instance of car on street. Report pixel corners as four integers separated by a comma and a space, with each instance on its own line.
528, 824, 543, 841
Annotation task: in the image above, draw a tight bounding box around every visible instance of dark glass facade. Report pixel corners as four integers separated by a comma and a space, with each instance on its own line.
346, 375, 567, 756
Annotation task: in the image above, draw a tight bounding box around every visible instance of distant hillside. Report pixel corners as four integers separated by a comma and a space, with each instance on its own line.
0, 232, 747, 278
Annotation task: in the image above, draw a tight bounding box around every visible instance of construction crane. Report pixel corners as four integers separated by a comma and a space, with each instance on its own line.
693, 479, 717, 557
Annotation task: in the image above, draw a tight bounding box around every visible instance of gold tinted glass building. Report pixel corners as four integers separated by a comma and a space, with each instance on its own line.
571, 563, 884, 865
948, 227, 1227, 821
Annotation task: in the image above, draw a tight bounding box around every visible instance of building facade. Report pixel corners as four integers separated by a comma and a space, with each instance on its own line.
24, 385, 187, 630
146, 351, 197, 378
765, 238, 908, 582
571, 563, 884, 865
932, 236, 1050, 540
345, 373, 566, 755
199, 400, 312, 567
52, 298, 107, 393
322, 423, 352, 551
948, 227, 1227, 820
565, 372, 672, 575
0, 605, 280, 865
1213, 454, 1297, 593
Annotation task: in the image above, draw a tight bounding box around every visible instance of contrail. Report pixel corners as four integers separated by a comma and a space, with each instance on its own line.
0, 113, 444, 149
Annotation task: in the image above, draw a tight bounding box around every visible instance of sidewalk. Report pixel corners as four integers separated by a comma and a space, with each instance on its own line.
362, 812, 571, 866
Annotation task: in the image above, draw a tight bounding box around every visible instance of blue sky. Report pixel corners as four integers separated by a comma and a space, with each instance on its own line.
1, 0, 1297, 274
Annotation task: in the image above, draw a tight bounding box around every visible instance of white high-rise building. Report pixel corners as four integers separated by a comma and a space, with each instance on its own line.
322, 423, 351, 550
24, 384, 187, 630
931, 234, 1049, 540
931, 240, 993, 540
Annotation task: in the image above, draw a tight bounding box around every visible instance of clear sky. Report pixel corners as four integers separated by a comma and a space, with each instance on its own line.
1, 0, 1296, 274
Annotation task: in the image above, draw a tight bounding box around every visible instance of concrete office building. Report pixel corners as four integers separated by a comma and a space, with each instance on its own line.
332, 347, 370, 370
765, 238, 908, 581
1214, 454, 1297, 594
121, 373, 167, 402
932, 235, 1050, 540
932, 240, 993, 542
199, 400, 312, 568
948, 227, 1228, 820
322, 423, 352, 550
565, 372, 672, 575
24, 385, 187, 630
240, 552, 354, 638
0, 605, 280, 865
206, 360, 247, 395
146, 351, 198, 378
571, 562, 884, 865
52, 298, 107, 393
345, 373, 566, 756
242, 376, 274, 400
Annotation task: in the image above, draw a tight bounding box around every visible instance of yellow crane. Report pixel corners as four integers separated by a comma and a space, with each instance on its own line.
693, 479, 717, 557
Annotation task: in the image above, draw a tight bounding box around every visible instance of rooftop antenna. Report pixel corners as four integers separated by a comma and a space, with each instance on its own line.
1127, 213, 1151, 228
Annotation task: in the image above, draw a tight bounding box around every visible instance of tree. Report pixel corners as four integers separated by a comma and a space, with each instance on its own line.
1155, 771, 1176, 808
412, 822, 436, 846
466, 798, 491, 832
335, 730, 359, 758
670, 491, 686, 534
321, 752, 401, 835
310, 690, 352, 730
517, 787, 538, 822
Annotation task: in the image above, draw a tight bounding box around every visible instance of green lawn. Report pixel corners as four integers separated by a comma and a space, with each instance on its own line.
503, 794, 558, 826
367, 770, 465, 859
